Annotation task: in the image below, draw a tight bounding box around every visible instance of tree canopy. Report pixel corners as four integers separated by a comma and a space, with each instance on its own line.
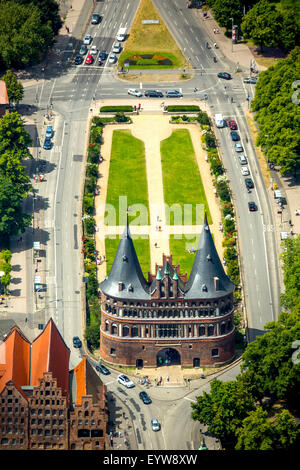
0, 0, 57, 68
251, 47, 300, 175
1, 70, 24, 105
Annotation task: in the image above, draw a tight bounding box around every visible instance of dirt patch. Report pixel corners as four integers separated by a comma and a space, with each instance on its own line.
118, 72, 194, 83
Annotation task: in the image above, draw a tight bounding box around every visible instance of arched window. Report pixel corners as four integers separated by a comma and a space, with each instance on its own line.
123, 326, 129, 337
220, 322, 226, 335
111, 324, 117, 335
105, 320, 109, 332
207, 324, 214, 336
132, 326, 138, 337
199, 325, 206, 336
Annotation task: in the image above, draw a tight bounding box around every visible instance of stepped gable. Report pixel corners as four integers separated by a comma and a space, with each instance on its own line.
31, 318, 70, 396
100, 216, 150, 300
150, 256, 186, 294
185, 213, 235, 299
0, 326, 31, 394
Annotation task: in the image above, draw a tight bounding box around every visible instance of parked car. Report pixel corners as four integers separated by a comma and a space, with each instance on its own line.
73, 336, 82, 348
90, 45, 98, 54
108, 53, 117, 64
74, 55, 83, 65
79, 44, 87, 55
217, 72, 231, 80
248, 201, 257, 211
43, 137, 51, 150
165, 89, 183, 98
245, 177, 254, 189
241, 166, 250, 176
83, 34, 92, 45
230, 131, 240, 141
128, 88, 143, 97
91, 13, 101, 24
144, 90, 163, 98
112, 42, 121, 53
96, 364, 111, 375
235, 143, 243, 152
85, 54, 93, 65
45, 125, 53, 138
151, 418, 161, 431
118, 374, 135, 388
139, 391, 152, 404
228, 120, 237, 130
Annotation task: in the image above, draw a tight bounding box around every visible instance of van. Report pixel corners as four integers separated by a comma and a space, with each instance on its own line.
116, 27, 126, 41
238, 154, 247, 165
214, 113, 224, 128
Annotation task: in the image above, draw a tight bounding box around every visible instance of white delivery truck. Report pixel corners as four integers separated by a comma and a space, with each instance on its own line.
214, 113, 225, 128
116, 27, 126, 41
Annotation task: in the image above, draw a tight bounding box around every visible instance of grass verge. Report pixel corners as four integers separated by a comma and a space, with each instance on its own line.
105, 130, 149, 226
105, 235, 150, 279
160, 129, 212, 225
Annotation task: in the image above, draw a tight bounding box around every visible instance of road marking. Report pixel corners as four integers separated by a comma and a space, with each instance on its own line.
184, 397, 196, 403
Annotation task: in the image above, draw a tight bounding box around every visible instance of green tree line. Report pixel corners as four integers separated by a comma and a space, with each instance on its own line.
251, 46, 300, 175
207, 0, 300, 51
191, 236, 300, 449
0, 0, 61, 69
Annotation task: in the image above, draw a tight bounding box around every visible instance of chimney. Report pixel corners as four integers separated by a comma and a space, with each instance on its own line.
214, 277, 220, 291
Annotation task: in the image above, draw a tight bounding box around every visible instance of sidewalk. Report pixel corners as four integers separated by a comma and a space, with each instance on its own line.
194, 8, 267, 73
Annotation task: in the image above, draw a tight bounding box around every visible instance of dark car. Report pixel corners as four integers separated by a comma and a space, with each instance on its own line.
43, 137, 51, 150
248, 201, 257, 212
139, 391, 152, 404
99, 50, 107, 61
218, 72, 231, 80
91, 13, 101, 24
96, 364, 111, 375
144, 90, 163, 98
74, 55, 83, 65
245, 178, 254, 189
230, 131, 240, 141
73, 336, 82, 348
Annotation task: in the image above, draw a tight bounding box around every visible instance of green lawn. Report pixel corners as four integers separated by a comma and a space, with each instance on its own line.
105, 130, 149, 226
105, 235, 150, 279
169, 235, 200, 277
160, 129, 212, 225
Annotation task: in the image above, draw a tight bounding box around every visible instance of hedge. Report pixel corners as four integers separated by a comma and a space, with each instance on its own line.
100, 105, 133, 113
167, 105, 200, 112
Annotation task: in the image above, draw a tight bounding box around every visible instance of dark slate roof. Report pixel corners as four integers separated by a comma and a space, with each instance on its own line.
185, 214, 235, 299
100, 219, 150, 300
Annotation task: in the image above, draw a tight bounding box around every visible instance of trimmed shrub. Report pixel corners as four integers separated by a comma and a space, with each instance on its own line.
84, 217, 95, 236
100, 105, 133, 113
196, 111, 210, 126
83, 194, 94, 215
115, 112, 130, 122
167, 105, 200, 112
86, 163, 98, 179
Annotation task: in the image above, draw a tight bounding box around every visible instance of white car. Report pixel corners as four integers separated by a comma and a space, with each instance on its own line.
118, 374, 135, 388
128, 88, 142, 97
83, 34, 92, 45
90, 45, 98, 54
241, 166, 250, 176
108, 53, 117, 64
113, 42, 121, 53
151, 418, 161, 432
235, 143, 243, 152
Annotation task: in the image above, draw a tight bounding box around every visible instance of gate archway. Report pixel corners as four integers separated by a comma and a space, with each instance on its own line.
156, 348, 181, 367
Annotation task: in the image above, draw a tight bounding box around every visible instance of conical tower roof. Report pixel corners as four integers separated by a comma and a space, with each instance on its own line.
100, 218, 150, 300
185, 214, 235, 299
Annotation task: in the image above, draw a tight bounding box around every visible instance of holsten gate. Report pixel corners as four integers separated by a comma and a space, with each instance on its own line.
99, 215, 236, 368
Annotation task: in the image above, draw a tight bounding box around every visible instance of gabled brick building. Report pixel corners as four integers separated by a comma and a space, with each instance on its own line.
99, 215, 236, 368
0, 319, 108, 450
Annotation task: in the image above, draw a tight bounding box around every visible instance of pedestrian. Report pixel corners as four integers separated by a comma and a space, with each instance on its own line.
138, 103, 141, 110
155, 242, 157, 248
167, 375, 170, 382
110, 437, 113, 448
213, 28, 216, 34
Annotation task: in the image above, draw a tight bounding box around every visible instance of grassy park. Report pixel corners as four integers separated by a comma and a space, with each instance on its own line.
118, 0, 186, 69
105, 130, 149, 226
160, 129, 212, 225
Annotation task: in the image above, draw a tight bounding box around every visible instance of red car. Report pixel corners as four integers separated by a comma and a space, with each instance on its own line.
85, 54, 93, 65
228, 120, 237, 130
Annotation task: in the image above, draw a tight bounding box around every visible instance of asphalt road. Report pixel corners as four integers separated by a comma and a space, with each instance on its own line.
19, 0, 281, 449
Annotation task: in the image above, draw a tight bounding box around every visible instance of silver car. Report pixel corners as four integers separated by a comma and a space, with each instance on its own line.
79, 44, 87, 55
83, 34, 92, 45
235, 143, 243, 152
151, 418, 161, 432
128, 88, 142, 97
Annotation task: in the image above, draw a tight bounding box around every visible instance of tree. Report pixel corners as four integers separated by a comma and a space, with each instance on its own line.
0, 112, 32, 157
280, 236, 300, 312
0, 1, 53, 68
1, 70, 24, 105
15, 0, 62, 34
208, 0, 243, 30
0, 174, 32, 244
235, 407, 275, 450
84, 323, 100, 351
191, 379, 255, 447
241, 0, 282, 51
